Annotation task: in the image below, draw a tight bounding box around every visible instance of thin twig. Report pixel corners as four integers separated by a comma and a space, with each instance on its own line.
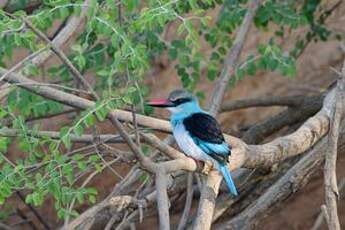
0, 128, 131, 144
16, 191, 51, 230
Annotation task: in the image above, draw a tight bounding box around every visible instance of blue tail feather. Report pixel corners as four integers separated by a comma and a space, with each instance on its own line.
219, 164, 238, 196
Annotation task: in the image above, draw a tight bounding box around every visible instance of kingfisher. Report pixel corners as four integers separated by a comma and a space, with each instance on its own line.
148, 89, 238, 196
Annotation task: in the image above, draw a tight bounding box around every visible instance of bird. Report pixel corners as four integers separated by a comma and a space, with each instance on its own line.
148, 89, 238, 196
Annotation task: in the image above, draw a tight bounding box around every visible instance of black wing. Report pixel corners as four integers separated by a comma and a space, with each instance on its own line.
183, 113, 225, 144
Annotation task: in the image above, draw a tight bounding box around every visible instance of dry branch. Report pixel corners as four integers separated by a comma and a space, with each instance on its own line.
155, 171, 170, 230
221, 94, 307, 112
193, 171, 223, 230
323, 63, 345, 230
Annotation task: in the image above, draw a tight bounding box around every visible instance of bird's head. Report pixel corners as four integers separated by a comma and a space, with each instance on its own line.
147, 89, 201, 115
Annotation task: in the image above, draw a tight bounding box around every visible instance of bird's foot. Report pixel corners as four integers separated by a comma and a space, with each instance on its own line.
202, 160, 214, 175
189, 157, 204, 168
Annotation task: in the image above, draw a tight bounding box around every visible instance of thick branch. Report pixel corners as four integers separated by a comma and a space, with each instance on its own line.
193, 171, 223, 230
323, 65, 345, 230
155, 171, 170, 230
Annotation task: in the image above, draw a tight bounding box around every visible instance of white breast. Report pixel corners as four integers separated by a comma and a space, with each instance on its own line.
173, 122, 212, 162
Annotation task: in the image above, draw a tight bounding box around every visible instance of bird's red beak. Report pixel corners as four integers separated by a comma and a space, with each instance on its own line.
147, 98, 174, 108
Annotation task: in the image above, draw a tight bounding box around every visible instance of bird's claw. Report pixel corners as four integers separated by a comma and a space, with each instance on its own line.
202, 160, 214, 174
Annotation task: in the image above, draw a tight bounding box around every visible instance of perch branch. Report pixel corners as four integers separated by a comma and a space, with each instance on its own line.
0, 67, 335, 172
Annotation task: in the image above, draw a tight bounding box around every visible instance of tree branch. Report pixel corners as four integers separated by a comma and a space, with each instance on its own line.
221, 94, 307, 112
193, 171, 223, 230
155, 170, 170, 230
323, 62, 345, 230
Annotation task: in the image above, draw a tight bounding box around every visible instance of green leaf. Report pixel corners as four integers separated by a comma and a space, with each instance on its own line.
89, 195, 96, 204
62, 135, 72, 149
84, 114, 96, 127
74, 124, 84, 137
97, 69, 109, 77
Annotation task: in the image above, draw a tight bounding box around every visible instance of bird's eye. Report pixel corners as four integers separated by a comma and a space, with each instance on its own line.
173, 98, 190, 105
175, 99, 183, 104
